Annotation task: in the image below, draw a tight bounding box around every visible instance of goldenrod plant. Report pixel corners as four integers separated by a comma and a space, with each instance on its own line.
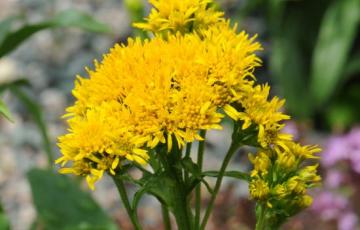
56, 0, 321, 229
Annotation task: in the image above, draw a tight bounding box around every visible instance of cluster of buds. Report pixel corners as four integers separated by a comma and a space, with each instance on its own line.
249, 141, 321, 226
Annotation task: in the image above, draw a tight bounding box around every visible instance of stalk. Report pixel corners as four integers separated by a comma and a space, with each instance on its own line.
112, 176, 142, 230
161, 204, 172, 230
159, 143, 193, 230
200, 141, 239, 230
194, 130, 206, 229
255, 204, 267, 230
184, 143, 192, 183
171, 180, 193, 230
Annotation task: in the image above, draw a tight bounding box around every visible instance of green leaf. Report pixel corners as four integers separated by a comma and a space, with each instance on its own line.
181, 157, 201, 178
344, 52, 360, 77
49, 10, 111, 33
202, 170, 250, 181
310, 0, 360, 106
180, 157, 213, 194
0, 15, 20, 44
0, 9, 111, 58
270, 12, 312, 118
131, 188, 147, 211
0, 78, 30, 122
0, 79, 30, 94
269, 0, 330, 118
0, 203, 10, 230
27, 169, 117, 230
132, 172, 177, 210
0, 98, 13, 122
124, 0, 148, 39
9, 86, 53, 165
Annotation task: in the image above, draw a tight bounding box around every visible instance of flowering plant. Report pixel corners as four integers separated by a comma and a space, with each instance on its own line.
56, 0, 321, 229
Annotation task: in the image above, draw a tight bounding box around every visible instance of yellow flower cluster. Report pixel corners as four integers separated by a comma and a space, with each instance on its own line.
133, 0, 224, 34
57, 0, 262, 189
57, 0, 321, 202
248, 132, 321, 219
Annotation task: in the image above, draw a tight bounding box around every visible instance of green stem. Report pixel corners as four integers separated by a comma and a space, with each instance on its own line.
194, 130, 206, 229
112, 176, 142, 230
172, 180, 193, 230
184, 143, 192, 184
200, 141, 239, 230
255, 204, 267, 230
161, 204, 172, 230
159, 144, 193, 230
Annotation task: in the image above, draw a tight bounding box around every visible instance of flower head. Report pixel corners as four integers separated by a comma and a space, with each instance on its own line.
57, 20, 261, 188
133, 0, 224, 34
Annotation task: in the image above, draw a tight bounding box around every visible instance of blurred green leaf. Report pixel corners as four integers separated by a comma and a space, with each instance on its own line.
0, 15, 20, 44
268, 0, 325, 118
49, 10, 111, 33
0, 203, 10, 230
344, 52, 360, 77
310, 0, 360, 106
27, 169, 117, 230
0, 79, 30, 94
326, 84, 360, 129
327, 103, 355, 130
0, 98, 13, 122
271, 31, 312, 118
124, 0, 148, 38
9, 86, 54, 165
0, 9, 112, 58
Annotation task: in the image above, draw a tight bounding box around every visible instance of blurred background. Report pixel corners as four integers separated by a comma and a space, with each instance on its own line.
0, 0, 359, 229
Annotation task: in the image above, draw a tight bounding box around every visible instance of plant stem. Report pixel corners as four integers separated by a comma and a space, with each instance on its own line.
194, 130, 206, 229
255, 204, 266, 230
112, 176, 142, 230
161, 204, 172, 230
172, 181, 193, 230
200, 141, 239, 230
160, 144, 193, 230
184, 143, 192, 183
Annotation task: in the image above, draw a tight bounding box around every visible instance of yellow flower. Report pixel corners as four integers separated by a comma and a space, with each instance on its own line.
298, 195, 313, 208
286, 176, 306, 195
298, 164, 322, 185
133, 0, 224, 34
237, 84, 290, 129
273, 184, 288, 198
276, 151, 296, 171
249, 152, 271, 176
57, 22, 261, 189
249, 178, 270, 200
286, 142, 321, 160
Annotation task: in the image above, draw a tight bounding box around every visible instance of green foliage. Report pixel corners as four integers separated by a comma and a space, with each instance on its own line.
124, 0, 147, 38
0, 9, 112, 58
310, 0, 360, 106
27, 169, 117, 230
0, 79, 29, 121
0, 80, 54, 165
0, 98, 13, 122
268, 0, 326, 118
132, 172, 177, 210
0, 203, 10, 230
10, 86, 54, 164
0, 16, 20, 45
